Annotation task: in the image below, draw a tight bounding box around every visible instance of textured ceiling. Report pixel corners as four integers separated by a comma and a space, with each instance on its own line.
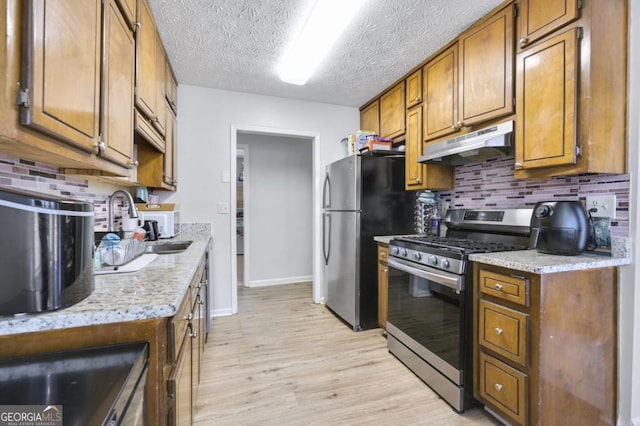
148, 0, 504, 107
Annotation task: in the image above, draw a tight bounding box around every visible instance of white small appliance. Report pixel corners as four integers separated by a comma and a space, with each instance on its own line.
142, 210, 180, 238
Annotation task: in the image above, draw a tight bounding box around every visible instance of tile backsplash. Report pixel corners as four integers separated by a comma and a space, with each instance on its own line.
437, 155, 630, 237
0, 153, 125, 230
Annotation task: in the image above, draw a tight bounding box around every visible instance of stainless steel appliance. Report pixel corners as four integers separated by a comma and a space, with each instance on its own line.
387, 208, 532, 411
0, 342, 148, 424
529, 201, 589, 255
0, 187, 95, 316
322, 153, 415, 330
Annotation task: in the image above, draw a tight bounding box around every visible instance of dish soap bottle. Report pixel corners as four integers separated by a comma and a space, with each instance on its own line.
430, 207, 441, 237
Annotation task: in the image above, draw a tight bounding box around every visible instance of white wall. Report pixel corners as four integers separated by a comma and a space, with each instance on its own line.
239, 133, 313, 286
165, 86, 357, 315
618, 1, 640, 424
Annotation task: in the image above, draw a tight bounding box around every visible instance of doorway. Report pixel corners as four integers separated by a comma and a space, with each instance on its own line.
236, 145, 248, 287
230, 126, 321, 314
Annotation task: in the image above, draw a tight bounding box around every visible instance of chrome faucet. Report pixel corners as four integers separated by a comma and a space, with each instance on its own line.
108, 190, 139, 232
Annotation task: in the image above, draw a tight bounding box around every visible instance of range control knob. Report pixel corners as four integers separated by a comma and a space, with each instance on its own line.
441, 259, 450, 269
428, 256, 438, 266
391, 247, 399, 255
413, 252, 422, 261
400, 249, 408, 257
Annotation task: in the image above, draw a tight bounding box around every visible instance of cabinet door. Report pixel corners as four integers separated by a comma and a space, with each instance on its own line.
164, 107, 177, 187
101, 0, 135, 168
20, 0, 101, 152
166, 63, 178, 112
135, 0, 157, 120
423, 44, 458, 141
116, 0, 136, 29
515, 29, 579, 170
169, 331, 192, 426
459, 5, 514, 126
360, 100, 380, 134
518, 0, 580, 48
405, 106, 426, 190
380, 82, 406, 139
406, 69, 422, 109
153, 38, 167, 136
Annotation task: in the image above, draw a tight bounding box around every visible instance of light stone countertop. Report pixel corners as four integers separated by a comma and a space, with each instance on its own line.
469, 249, 631, 274
0, 232, 212, 337
373, 234, 424, 244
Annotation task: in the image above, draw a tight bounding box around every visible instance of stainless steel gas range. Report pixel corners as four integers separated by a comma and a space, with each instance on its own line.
386, 208, 533, 412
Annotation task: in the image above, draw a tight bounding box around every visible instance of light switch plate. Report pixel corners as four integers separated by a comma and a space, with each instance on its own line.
217, 202, 230, 214
585, 195, 616, 218
222, 171, 231, 183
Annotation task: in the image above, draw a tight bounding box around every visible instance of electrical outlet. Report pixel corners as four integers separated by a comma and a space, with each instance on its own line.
585, 195, 616, 218
217, 202, 230, 214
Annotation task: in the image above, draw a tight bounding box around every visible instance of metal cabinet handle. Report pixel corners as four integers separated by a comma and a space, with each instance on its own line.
190, 330, 198, 338
383, 268, 388, 273
519, 37, 529, 47
154, 116, 160, 124
186, 313, 193, 321
414, 97, 421, 102
495, 283, 503, 291
495, 328, 503, 335
514, 162, 523, 169
494, 383, 503, 391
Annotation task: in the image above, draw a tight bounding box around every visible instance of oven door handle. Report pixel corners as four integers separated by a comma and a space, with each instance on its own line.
388, 257, 463, 292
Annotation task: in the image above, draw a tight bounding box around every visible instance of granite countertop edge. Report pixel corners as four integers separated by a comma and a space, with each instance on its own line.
469, 249, 632, 274
0, 232, 213, 337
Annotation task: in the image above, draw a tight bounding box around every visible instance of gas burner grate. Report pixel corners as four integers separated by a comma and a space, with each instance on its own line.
396, 235, 527, 253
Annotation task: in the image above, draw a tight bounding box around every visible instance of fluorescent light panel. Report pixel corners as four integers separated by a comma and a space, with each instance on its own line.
279, 0, 366, 85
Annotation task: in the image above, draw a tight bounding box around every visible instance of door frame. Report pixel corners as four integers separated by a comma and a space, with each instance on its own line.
230, 125, 321, 314
236, 144, 249, 287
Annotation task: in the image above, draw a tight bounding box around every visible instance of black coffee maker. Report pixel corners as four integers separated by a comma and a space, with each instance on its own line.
143, 220, 159, 241
529, 201, 589, 255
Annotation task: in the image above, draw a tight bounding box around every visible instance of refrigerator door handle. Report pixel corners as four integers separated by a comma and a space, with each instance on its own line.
322, 173, 331, 209
322, 213, 331, 265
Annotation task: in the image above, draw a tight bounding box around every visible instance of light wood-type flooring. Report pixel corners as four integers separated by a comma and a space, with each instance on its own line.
194, 283, 500, 425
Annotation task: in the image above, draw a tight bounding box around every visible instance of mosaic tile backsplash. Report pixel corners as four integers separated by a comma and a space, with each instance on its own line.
437, 155, 630, 237
0, 153, 126, 230
0, 153, 631, 237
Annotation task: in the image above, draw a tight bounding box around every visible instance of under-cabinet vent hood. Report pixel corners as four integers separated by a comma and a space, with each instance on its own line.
418, 121, 513, 165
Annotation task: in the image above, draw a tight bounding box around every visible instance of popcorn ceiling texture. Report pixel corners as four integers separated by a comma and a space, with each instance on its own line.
148, 0, 504, 107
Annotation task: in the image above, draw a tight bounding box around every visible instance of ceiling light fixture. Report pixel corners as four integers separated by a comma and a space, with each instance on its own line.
278, 0, 367, 86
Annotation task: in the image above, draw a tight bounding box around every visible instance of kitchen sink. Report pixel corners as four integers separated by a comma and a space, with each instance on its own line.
144, 241, 192, 254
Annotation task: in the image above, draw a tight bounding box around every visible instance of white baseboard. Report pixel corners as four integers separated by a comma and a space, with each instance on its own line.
247, 275, 312, 288
212, 308, 233, 317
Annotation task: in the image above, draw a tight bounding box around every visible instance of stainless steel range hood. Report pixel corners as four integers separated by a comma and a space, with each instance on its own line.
418, 120, 513, 165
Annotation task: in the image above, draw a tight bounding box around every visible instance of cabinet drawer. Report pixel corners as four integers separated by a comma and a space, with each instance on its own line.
378, 245, 389, 263
479, 269, 529, 306
167, 295, 192, 363
479, 352, 527, 425
479, 300, 528, 367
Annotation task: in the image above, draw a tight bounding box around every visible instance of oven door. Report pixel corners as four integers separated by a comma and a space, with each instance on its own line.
386, 256, 465, 385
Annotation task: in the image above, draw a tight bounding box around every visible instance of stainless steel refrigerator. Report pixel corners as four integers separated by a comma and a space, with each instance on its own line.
322, 153, 415, 330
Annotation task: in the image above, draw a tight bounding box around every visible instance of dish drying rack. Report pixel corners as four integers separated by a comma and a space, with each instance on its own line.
95, 237, 147, 271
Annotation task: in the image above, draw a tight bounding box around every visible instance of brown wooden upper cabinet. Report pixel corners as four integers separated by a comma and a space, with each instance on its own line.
116, 0, 136, 29
166, 62, 178, 113
101, 0, 136, 168
406, 69, 423, 109
423, 5, 514, 142
380, 82, 406, 139
423, 43, 458, 142
515, 29, 578, 170
514, 0, 627, 179
405, 105, 454, 191
518, 0, 580, 49
360, 100, 380, 135
458, 4, 515, 128
135, 0, 165, 140
19, 0, 102, 153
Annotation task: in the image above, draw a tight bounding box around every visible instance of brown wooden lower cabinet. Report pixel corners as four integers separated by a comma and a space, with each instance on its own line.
0, 253, 209, 425
377, 243, 389, 330
473, 263, 617, 425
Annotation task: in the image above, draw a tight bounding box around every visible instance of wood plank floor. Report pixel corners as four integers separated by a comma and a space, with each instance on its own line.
195, 283, 500, 425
